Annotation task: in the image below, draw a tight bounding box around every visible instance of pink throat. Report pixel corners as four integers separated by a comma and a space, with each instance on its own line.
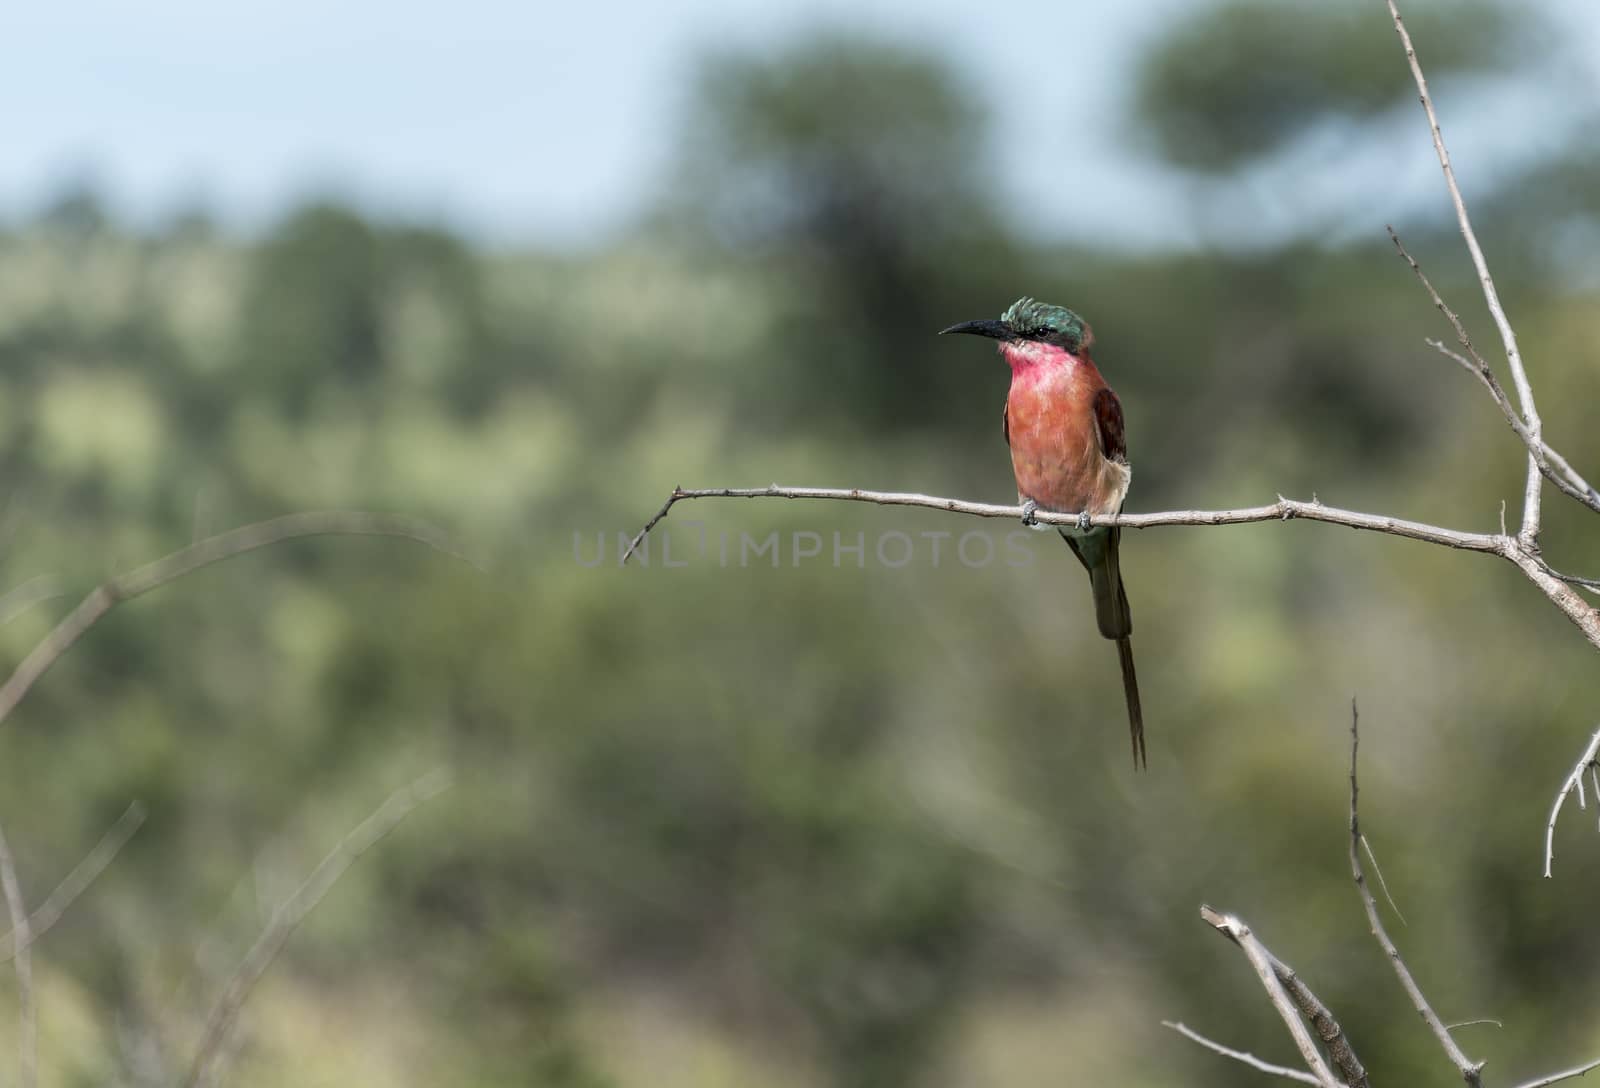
998, 339, 1077, 378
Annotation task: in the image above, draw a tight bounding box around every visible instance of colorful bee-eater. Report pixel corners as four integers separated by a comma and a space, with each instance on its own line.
942, 298, 1145, 767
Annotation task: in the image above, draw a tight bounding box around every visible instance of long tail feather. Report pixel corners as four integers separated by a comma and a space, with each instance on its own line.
1062, 527, 1146, 768
1117, 636, 1145, 769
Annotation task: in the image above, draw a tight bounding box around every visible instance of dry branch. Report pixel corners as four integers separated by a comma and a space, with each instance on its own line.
1200, 910, 1343, 1087
1349, 703, 1483, 1085
1162, 1020, 1322, 1084
1388, 230, 1600, 515
1383, 0, 1600, 866
0, 819, 36, 1088
623, 485, 1504, 561
1511, 1056, 1600, 1088
1387, 0, 1546, 543
183, 768, 452, 1088
1198, 905, 1348, 1087
1545, 727, 1600, 879
621, 485, 1600, 657
0, 801, 146, 962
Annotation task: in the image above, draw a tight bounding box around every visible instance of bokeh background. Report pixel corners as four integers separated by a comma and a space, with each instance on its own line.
2, 0, 1600, 1084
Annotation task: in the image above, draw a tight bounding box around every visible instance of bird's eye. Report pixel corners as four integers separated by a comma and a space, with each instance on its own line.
1033, 325, 1052, 338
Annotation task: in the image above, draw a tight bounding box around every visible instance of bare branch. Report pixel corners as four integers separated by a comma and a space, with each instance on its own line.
1500, 547, 1600, 655
1198, 906, 1344, 1088
1267, 958, 1369, 1088
1510, 1055, 1600, 1088
183, 768, 452, 1088
1162, 1020, 1322, 1084
620, 485, 1504, 566
1350, 702, 1483, 1085
1546, 726, 1600, 878
0, 801, 146, 962
0, 511, 470, 735
622, 486, 1600, 656
0, 820, 36, 1088
1388, 0, 1545, 542
1389, 227, 1600, 515
1540, 563, 1600, 594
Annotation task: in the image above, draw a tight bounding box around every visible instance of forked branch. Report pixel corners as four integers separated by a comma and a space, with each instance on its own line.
1195, 906, 1355, 1088
1387, 229, 1600, 515
1545, 727, 1600, 879
1386, 0, 1546, 543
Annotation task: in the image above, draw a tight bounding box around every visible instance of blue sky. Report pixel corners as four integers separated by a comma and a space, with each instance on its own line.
5, 1, 1595, 250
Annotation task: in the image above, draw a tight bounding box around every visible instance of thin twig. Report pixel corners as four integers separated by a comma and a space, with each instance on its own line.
1546, 727, 1600, 878
1350, 702, 1483, 1085
183, 768, 453, 1088
1510, 1055, 1600, 1088
620, 485, 1600, 655
1388, 230, 1600, 516
1388, 0, 1546, 541
1360, 834, 1407, 926
0, 820, 36, 1088
1540, 563, 1600, 593
0, 801, 147, 962
1446, 1019, 1503, 1031
619, 485, 1504, 565
1161, 1020, 1322, 1084
1198, 906, 1344, 1088
0, 512, 470, 734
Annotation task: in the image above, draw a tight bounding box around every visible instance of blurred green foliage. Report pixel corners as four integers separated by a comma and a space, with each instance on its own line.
1132, 0, 1526, 170
0, 2, 1598, 1086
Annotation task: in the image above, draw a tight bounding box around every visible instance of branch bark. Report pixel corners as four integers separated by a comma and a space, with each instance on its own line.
1198, 906, 1349, 1088
621, 485, 1600, 657
623, 485, 1504, 560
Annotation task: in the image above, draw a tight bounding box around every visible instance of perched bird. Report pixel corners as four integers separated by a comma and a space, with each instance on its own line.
941, 298, 1145, 767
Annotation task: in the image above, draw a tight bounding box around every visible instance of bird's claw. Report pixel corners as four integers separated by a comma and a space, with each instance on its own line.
1020, 499, 1039, 527
1076, 511, 1093, 532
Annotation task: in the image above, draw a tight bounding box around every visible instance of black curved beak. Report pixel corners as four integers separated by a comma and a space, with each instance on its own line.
939, 319, 1015, 341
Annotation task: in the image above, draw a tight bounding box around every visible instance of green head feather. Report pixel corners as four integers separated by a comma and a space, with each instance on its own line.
1002, 297, 1093, 353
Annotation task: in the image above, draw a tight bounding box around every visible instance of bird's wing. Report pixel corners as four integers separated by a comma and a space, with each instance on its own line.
1092, 387, 1127, 464
1002, 400, 1010, 447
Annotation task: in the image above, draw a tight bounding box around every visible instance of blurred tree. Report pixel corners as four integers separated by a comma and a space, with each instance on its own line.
1132, 0, 1524, 172
36, 178, 112, 238
671, 36, 1016, 433
677, 35, 992, 250
230, 206, 505, 423
233, 203, 386, 417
